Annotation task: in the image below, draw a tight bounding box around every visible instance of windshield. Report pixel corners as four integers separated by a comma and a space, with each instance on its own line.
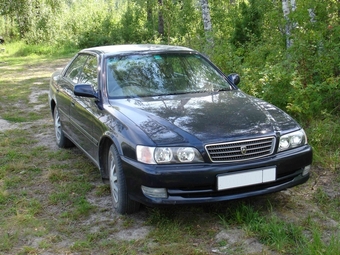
106, 53, 232, 98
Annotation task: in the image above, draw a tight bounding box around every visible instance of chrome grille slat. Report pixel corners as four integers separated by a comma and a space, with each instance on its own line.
205, 137, 275, 162
209, 145, 272, 155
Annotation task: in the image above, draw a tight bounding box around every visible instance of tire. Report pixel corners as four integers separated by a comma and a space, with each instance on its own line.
53, 107, 73, 148
108, 144, 140, 214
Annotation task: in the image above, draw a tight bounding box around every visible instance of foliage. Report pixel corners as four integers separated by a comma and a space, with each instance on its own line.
0, 0, 62, 41
230, 0, 264, 46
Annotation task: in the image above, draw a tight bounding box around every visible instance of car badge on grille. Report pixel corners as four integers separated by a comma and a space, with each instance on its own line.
240, 146, 247, 155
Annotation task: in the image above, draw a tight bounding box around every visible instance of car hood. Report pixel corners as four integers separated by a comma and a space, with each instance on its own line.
108, 90, 299, 145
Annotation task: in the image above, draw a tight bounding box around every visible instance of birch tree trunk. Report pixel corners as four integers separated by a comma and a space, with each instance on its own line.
308, 8, 316, 23
282, 0, 296, 48
200, 0, 213, 54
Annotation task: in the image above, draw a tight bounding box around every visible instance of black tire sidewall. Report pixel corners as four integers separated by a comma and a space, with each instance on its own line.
108, 144, 140, 214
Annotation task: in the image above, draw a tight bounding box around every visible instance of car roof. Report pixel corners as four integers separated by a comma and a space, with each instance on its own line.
80, 44, 196, 56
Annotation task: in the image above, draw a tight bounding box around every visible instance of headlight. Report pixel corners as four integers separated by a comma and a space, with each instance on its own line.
278, 129, 307, 152
136, 145, 204, 164
155, 147, 173, 163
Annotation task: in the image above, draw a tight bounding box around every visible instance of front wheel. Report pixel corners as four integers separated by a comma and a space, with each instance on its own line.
108, 144, 140, 214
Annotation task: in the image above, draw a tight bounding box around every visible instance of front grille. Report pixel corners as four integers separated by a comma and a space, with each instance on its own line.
205, 137, 275, 162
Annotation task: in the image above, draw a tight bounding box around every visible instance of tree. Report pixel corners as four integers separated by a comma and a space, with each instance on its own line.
282, 0, 296, 48
230, 0, 263, 46
200, 0, 213, 54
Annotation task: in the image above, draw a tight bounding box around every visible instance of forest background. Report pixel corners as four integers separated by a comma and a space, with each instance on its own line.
0, 0, 339, 194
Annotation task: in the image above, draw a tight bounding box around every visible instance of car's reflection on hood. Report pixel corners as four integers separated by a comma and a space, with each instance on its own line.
109, 90, 299, 144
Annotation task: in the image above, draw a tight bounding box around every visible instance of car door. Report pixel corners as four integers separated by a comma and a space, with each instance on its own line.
56, 54, 89, 138
69, 54, 104, 162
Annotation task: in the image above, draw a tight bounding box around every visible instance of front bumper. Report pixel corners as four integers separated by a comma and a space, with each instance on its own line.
122, 145, 313, 206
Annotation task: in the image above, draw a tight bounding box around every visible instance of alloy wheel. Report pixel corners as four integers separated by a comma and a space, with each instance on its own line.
54, 109, 62, 143
109, 149, 119, 205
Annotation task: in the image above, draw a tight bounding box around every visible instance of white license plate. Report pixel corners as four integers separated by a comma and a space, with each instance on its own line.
217, 167, 276, 191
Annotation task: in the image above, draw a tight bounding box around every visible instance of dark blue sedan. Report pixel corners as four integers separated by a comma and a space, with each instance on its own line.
49, 45, 313, 214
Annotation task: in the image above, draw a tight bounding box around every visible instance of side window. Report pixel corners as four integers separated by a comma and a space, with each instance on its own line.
79, 55, 98, 91
64, 54, 89, 84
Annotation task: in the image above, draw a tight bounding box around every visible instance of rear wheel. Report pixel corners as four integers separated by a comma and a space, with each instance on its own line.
53, 107, 73, 148
108, 144, 140, 214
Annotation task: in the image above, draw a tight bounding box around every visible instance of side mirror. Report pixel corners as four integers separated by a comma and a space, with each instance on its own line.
227, 73, 240, 86
74, 84, 98, 98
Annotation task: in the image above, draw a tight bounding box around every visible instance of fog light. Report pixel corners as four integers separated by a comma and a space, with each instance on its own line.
141, 186, 167, 199
302, 165, 311, 176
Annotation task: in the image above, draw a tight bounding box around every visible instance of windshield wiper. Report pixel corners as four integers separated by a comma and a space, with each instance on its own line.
211, 86, 232, 93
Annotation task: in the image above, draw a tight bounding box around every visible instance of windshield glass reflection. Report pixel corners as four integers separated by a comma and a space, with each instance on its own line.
106, 53, 232, 98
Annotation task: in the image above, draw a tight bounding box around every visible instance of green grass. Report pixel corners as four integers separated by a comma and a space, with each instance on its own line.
0, 42, 339, 254
1, 41, 78, 58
